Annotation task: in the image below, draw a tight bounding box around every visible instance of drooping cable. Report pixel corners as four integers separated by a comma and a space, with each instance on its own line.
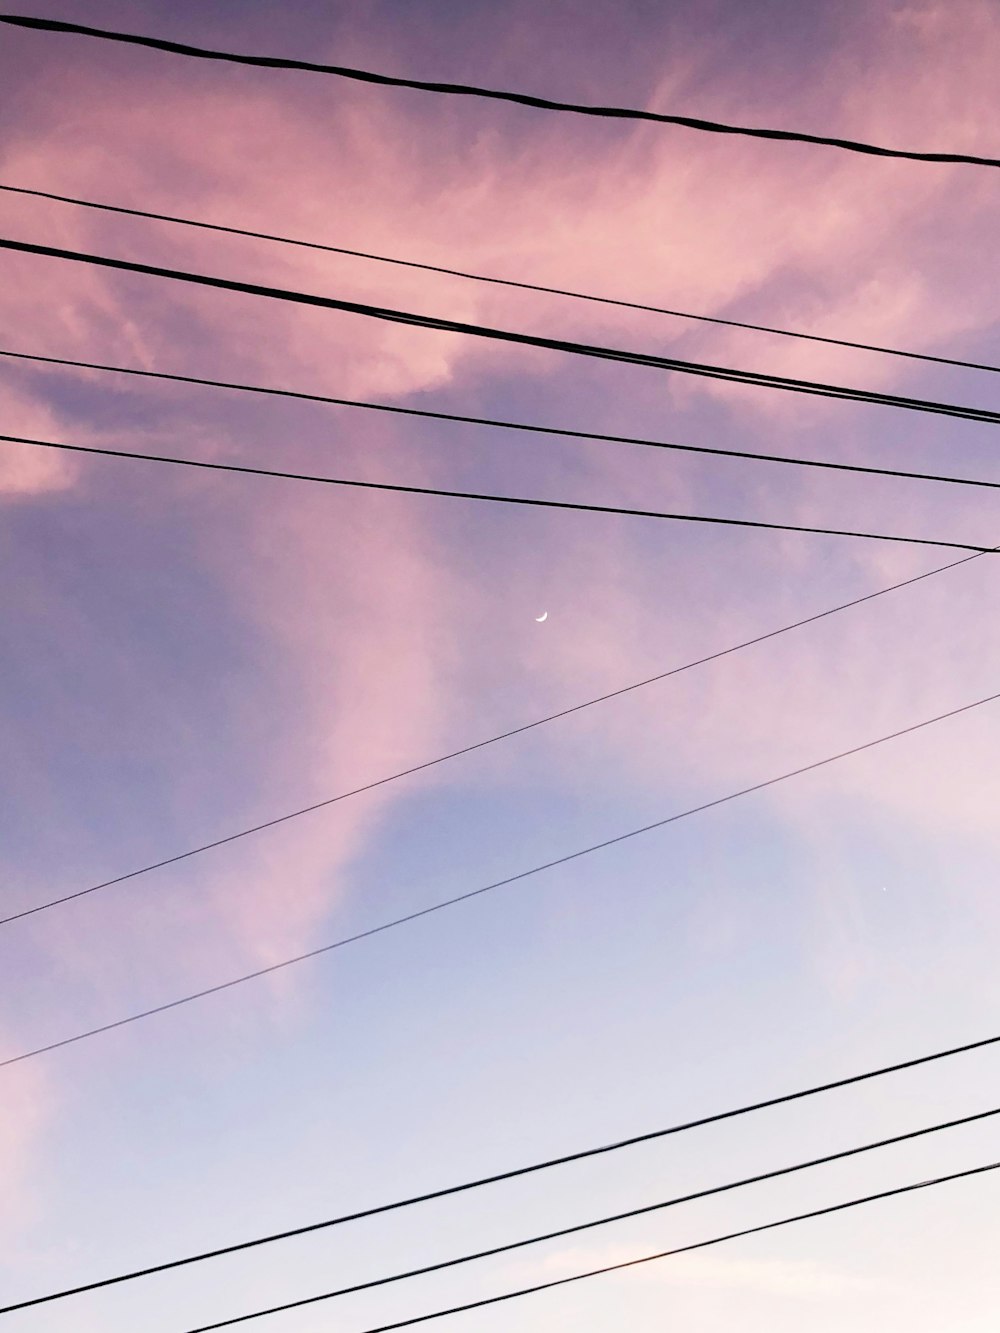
3, 347, 1000, 492
2, 434, 993, 555
4, 1063, 998, 1315
175, 1115, 1000, 1331
312, 1161, 1000, 1333
0, 535, 985, 930
3, 687, 998, 1070
1, 15, 998, 169
3, 238, 1000, 423
1, 184, 996, 377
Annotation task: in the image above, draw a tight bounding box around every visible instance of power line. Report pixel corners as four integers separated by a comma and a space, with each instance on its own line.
4, 433, 994, 555
1, 543, 985, 930
175, 1108, 1000, 1330
4, 238, 1000, 424
4, 347, 1000, 494
6, 1054, 998, 1317
177, 1108, 1000, 1330
2, 15, 998, 170
2, 184, 997, 379
3, 687, 998, 1071
319, 1160, 1000, 1333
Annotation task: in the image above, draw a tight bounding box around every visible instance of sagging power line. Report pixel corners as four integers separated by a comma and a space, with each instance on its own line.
180, 1117, 1000, 1330
2, 182, 997, 377
2, 686, 998, 1070
4, 347, 1000, 492
0, 540, 985, 930
4, 238, 1000, 423
6, 1046, 998, 1316
2, 15, 998, 169
3, 433, 995, 554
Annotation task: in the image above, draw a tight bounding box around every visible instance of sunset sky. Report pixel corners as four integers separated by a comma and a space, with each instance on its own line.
1, 2, 999, 1330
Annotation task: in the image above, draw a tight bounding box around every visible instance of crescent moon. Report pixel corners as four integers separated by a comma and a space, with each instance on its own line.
535, 612, 548, 622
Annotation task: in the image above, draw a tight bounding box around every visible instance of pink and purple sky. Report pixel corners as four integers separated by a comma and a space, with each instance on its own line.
1, 2, 999, 1330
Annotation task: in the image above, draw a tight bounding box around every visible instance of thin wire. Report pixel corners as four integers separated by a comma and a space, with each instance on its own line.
3, 687, 999, 1071
349, 1161, 1000, 1333
4, 238, 1000, 424
3, 434, 993, 555
4, 346, 1000, 492
6, 1055, 999, 1316
2, 184, 997, 378
1, 540, 985, 930
2, 15, 998, 169
174, 1107, 1000, 1331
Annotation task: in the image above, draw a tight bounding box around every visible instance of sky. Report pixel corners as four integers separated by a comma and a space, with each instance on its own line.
1, 1, 999, 1330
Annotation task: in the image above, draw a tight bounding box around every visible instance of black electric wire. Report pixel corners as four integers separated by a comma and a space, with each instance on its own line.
2, 184, 997, 379
3, 434, 994, 555
3, 687, 998, 1071
4, 238, 1000, 424
1, 15, 998, 170
323, 1161, 1000, 1333
162, 1113, 1000, 1329
1, 538, 986, 931
170, 1108, 1000, 1332
5, 1060, 999, 1317
4, 347, 1000, 493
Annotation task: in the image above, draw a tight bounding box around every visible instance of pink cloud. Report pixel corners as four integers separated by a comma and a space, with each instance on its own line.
0, 381, 77, 497
2, 0, 997, 412
0, 439, 72, 498
3, 0, 1000, 1047
185, 472, 465, 975
0, 1056, 53, 1242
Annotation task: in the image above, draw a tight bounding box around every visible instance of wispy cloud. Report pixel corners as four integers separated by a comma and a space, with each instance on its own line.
2, 0, 999, 1070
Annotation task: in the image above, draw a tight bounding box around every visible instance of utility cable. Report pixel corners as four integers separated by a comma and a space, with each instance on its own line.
313, 1160, 1000, 1333
174, 1110, 1000, 1331
4, 347, 1000, 493
1, 183, 996, 378
3, 686, 998, 1070
0, 537, 985, 930
4, 1064, 998, 1315
4, 238, 1000, 424
1, 15, 998, 170
3, 433, 994, 554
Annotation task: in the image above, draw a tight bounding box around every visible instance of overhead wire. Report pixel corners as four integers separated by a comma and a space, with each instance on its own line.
0, 540, 987, 930
3, 433, 995, 555
1, 21, 996, 1330
1, 183, 997, 377
0, 29, 996, 1329
4, 347, 1000, 494
1, 15, 998, 169
5, 1050, 999, 1315
177, 1114, 1000, 1330
74, 1108, 1000, 1329
4, 238, 1000, 424
287, 1161, 1000, 1333
3, 687, 999, 1070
